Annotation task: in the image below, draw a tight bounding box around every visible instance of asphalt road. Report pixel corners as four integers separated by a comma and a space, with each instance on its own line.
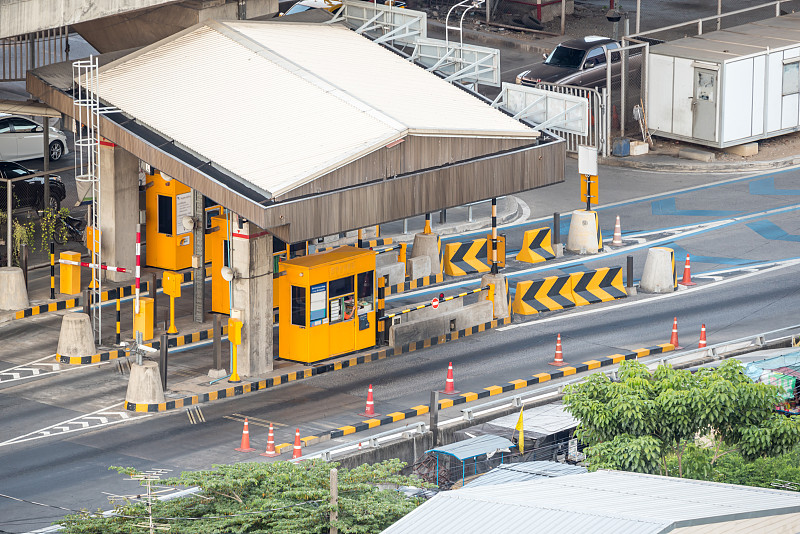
4, 162, 800, 532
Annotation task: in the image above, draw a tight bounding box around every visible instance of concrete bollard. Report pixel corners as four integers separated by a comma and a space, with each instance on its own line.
125, 361, 166, 405
411, 233, 441, 275
407, 255, 431, 279
640, 247, 676, 294
0, 266, 29, 310
56, 313, 96, 358
566, 210, 602, 254
480, 273, 509, 320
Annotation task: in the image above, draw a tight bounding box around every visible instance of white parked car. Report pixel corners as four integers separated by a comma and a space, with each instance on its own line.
0, 113, 69, 162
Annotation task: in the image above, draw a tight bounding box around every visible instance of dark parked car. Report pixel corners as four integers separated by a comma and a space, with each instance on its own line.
0, 161, 66, 212
516, 35, 641, 90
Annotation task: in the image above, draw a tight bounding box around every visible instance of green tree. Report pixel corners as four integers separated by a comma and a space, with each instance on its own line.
563, 359, 800, 477
58, 459, 427, 534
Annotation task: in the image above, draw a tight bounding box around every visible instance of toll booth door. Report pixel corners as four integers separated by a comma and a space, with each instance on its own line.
328, 275, 356, 356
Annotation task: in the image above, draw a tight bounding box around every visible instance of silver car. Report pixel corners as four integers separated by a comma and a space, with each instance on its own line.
0, 113, 69, 162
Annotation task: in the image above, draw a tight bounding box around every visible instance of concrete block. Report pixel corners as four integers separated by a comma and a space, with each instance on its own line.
389, 300, 493, 347
679, 147, 715, 162
0, 267, 28, 310
56, 313, 96, 357
554, 243, 565, 258
407, 255, 431, 279
376, 250, 398, 269
480, 273, 509, 320
377, 261, 405, 287
125, 361, 166, 405
208, 368, 227, 379
566, 210, 601, 255
630, 141, 649, 156
640, 247, 675, 294
396, 296, 462, 324
724, 142, 758, 157
411, 232, 441, 275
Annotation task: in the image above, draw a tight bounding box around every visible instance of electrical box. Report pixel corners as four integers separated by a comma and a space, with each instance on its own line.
162, 270, 182, 298
228, 317, 243, 345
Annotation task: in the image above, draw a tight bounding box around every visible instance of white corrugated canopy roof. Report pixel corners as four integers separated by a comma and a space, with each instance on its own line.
93, 20, 536, 199
382, 470, 800, 534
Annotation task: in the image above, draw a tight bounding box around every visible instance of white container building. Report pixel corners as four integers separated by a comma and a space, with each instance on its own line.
647, 13, 800, 148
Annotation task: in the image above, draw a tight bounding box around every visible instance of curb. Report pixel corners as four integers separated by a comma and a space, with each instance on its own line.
123, 316, 513, 412
323, 343, 675, 441
595, 153, 800, 173
59, 325, 228, 364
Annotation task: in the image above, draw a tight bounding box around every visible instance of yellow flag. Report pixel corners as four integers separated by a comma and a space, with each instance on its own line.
515, 406, 524, 454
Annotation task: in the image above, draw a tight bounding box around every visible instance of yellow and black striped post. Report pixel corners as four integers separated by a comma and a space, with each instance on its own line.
424, 213, 431, 235
49, 241, 55, 300
376, 276, 386, 344
115, 294, 121, 345
491, 198, 498, 275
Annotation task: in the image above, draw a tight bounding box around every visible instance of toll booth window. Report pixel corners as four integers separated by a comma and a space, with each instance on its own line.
205, 207, 220, 230
357, 271, 374, 314
157, 195, 172, 235
329, 276, 355, 323
291, 286, 306, 327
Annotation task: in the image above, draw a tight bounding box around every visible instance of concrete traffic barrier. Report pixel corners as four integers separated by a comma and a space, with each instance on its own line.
377, 261, 405, 287
56, 313, 96, 358
516, 227, 556, 264
566, 210, 602, 254
406, 255, 431, 279
125, 360, 166, 405
512, 275, 575, 315
640, 247, 676, 293
444, 239, 491, 276
0, 266, 29, 310
481, 273, 509, 319
570, 267, 627, 306
411, 232, 441, 275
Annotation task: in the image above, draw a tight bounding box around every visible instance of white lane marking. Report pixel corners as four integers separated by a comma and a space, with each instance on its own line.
0, 357, 109, 384
0, 354, 58, 373
498, 259, 800, 331
0, 401, 151, 447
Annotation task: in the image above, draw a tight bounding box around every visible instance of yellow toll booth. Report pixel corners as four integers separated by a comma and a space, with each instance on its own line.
145, 171, 220, 270
279, 247, 376, 363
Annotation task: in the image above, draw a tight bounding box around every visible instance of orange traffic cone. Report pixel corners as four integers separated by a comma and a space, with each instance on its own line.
669, 317, 682, 349
549, 334, 566, 366
680, 254, 696, 286
235, 418, 256, 452
441, 362, 459, 395
699, 324, 707, 348
612, 215, 623, 246
359, 384, 379, 417
260, 423, 278, 457
292, 428, 302, 459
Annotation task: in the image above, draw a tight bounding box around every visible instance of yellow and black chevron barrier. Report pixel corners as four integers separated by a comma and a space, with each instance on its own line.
570, 267, 627, 306
513, 267, 627, 315
513, 275, 575, 314
516, 227, 556, 264
444, 239, 491, 276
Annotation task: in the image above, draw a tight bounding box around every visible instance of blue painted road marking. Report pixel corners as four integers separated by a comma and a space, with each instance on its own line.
663, 243, 755, 265
651, 197, 742, 217
746, 220, 800, 242
749, 177, 800, 196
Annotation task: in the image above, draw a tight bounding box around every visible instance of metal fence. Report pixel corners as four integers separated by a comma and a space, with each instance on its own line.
533, 82, 606, 154
0, 26, 68, 82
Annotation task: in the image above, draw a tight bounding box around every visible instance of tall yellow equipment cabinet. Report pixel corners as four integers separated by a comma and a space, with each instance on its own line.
279, 247, 376, 363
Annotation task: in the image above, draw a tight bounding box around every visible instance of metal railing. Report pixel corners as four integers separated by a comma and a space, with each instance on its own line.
1, 27, 68, 82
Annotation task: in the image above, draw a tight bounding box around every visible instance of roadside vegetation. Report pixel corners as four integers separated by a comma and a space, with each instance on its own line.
58, 459, 427, 534
564, 359, 800, 488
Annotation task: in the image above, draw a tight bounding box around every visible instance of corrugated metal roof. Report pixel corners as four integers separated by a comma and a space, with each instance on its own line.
93, 20, 536, 198
382, 470, 800, 534
487, 402, 578, 435
464, 461, 586, 488
427, 434, 513, 461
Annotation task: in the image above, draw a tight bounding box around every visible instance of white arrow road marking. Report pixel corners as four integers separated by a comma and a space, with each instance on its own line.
0, 356, 109, 385
0, 401, 152, 447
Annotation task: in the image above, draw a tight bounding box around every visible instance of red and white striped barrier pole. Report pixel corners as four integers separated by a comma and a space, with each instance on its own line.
135, 223, 141, 314
59, 259, 128, 272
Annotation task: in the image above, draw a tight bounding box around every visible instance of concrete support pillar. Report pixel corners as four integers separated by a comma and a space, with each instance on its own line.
230, 220, 272, 376
99, 142, 138, 282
